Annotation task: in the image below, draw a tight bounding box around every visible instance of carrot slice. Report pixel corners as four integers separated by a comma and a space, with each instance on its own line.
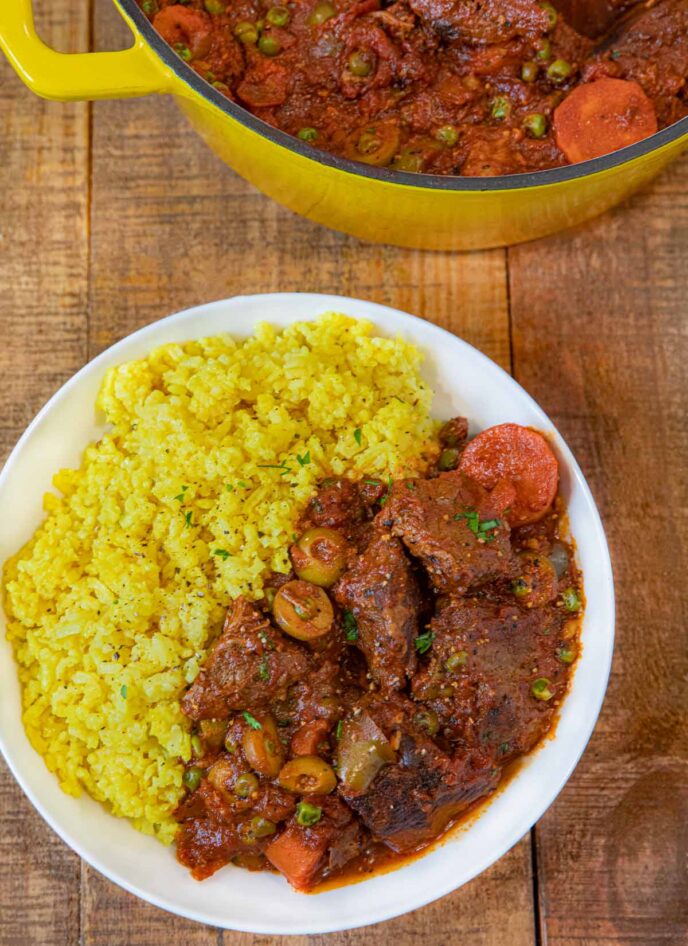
553, 78, 657, 164
458, 423, 558, 526
265, 823, 331, 890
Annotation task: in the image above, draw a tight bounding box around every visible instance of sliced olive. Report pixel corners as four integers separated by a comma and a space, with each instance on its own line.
278, 755, 337, 794
273, 580, 334, 640
345, 122, 400, 167
290, 527, 348, 587
348, 50, 373, 77
561, 587, 581, 612
242, 713, 285, 777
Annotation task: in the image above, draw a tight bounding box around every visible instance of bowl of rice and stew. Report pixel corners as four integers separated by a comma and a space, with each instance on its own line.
0, 294, 614, 933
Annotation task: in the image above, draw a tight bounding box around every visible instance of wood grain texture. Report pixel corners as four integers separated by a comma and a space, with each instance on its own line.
508, 158, 688, 946
0, 3, 90, 946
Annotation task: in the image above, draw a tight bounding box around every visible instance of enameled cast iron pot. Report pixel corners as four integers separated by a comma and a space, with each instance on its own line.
2, 0, 688, 249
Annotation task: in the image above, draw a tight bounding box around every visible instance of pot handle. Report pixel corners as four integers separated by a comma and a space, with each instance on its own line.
0, 0, 175, 101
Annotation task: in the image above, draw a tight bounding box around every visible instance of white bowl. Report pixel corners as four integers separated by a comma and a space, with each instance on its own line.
0, 294, 614, 934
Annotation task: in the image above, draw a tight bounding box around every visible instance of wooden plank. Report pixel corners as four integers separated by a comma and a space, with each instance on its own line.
0, 3, 90, 945
81, 6, 530, 946
508, 156, 688, 946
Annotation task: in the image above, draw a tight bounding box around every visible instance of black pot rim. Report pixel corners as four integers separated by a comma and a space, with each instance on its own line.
119, 0, 688, 193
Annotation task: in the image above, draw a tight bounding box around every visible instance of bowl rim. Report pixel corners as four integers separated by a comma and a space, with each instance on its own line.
118, 0, 688, 193
0, 293, 616, 933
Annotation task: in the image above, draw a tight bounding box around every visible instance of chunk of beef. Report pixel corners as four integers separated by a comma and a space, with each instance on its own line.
333, 529, 421, 689
408, 0, 551, 42
298, 477, 382, 548
181, 597, 309, 720
385, 470, 518, 595
439, 415, 469, 450
412, 597, 570, 761
338, 702, 499, 851
265, 795, 363, 890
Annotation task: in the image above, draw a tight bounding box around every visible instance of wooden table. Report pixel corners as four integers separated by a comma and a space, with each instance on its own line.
2, 3, 687, 945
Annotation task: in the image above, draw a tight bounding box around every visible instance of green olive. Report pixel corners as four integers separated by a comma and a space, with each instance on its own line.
234, 20, 259, 43
206, 757, 235, 796
267, 4, 290, 25
521, 61, 538, 83
242, 714, 285, 777
523, 113, 548, 138
246, 816, 277, 840
308, 1, 336, 23
347, 123, 400, 166
291, 527, 348, 587
278, 755, 337, 794
445, 650, 468, 673
435, 124, 458, 146
438, 447, 460, 471
348, 50, 373, 77
183, 766, 203, 791
273, 580, 334, 640
547, 59, 572, 83
414, 708, 439, 736
234, 772, 260, 798
258, 34, 281, 56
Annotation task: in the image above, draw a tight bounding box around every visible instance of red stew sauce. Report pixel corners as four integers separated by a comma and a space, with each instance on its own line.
139, 0, 688, 175
174, 421, 584, 891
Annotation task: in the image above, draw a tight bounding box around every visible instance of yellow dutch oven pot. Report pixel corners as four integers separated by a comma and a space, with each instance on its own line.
2, 0, 688, 250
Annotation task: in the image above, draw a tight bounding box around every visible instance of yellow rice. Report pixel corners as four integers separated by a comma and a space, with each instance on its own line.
2, 313, 436, 842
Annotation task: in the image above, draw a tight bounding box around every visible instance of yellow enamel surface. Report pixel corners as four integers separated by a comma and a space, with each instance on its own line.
1, 0, 687, 247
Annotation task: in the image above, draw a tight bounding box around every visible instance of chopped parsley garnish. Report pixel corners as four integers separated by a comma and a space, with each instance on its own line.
414, 631, 435, 655
296, 451, 311, 467
353, 428, 362, 446
258, 658, 270, 681
242, 711, 262, 730
498, 742, 511, 755
238, 480, 249, 488
225, 483, 234, 492
335, 719, 344, 740
258, 462, 290, 470
454, 508, 502, 541
406, 480, 416, 490
120, 684, 128, 699
363, 479, 381, 487
212, 548, 232, 560
184, 510, 193, 527
342, 609, 358, 641
174, 493, 186, 502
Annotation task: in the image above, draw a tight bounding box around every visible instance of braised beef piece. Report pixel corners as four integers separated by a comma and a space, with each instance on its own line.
338, 697, 499, 851
439, 416, 469, 451
385, 470, 518, 595
181, 597, 309, 720
412, 597, 570, 762
333, 529, 421, 689
298, 477, 378, 548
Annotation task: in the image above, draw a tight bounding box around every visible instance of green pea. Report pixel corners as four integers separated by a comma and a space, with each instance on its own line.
248, 816, 277, 839
491, 96, 512, 121
183, 766, 203, 791
296, 801, 323, 826
521, 61, 538, 83
556, 645, 575, 664
234, 772, 260, 798
531, 678, 553, 701
539, 1, 558, 29
267, 5, 290, 25
298, 127, 319, 142
438, 447, 459, 470
141, 0, 159, 14
173, 42, 192, 62
308, 1, 336, 22
234, 21, 259, 43
259, 34, 282, 55
523, 113, 547, 138
435, 124, 458, 146
536, 38, 552, 61
204, 0, 226, 11
348, 51, 373, 77
212, 81, 230, 94
445, 650, 468, 673
392, 150, 423, 172
561, 587, 581, 612
547, 58, 573, 83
